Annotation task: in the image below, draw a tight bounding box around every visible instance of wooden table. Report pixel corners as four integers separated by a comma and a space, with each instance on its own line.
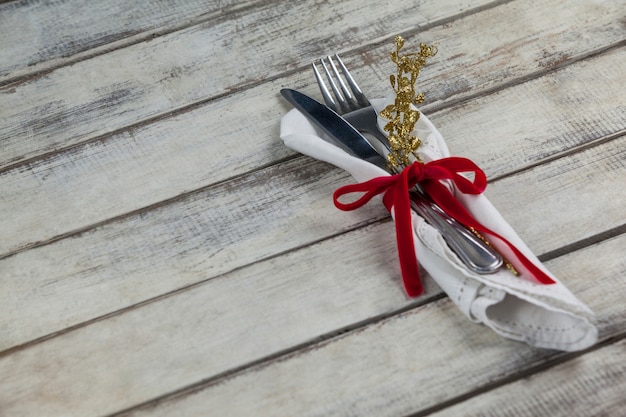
1, 1, 624, 415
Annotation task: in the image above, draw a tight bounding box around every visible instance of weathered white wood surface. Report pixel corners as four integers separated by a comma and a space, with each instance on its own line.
0, 0, 502, 168
1, 222, 623, 417
115, 236, 626, 417
0, 0, 263, 83
1, 129, 624, 353
427, 339, 626, 417
1, 45, 623, 257
1, 0, 624, 416
0, 0, 622, 168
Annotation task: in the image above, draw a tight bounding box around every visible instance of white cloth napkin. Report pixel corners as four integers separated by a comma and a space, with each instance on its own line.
280, 98, 597, 351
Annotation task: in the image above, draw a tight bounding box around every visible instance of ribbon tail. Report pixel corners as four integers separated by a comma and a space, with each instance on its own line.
392, 203, 424, 296
384, 172, 424, 297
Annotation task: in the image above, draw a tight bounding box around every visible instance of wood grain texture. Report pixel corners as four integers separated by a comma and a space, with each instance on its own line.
0, 221, 414, 417
1, 46, 623, 258
0, 135, 623, 377
0, 231, 622, 417
107, 235, 622, 417
0, 0, 622, 169
1, 0, 624, 416
0, 158, 382, 352
0, 0, 262, 83
0, 0, 498, 168
428, 339, 626, 417
486, 135, 626, 256
430, 47, 626, 178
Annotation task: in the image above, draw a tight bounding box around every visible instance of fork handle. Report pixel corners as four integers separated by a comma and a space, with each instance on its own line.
409, 190, 503, 274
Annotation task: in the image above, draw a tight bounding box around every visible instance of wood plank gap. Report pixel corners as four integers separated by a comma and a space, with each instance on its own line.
539, 224, 626, 264
103, 292, 448, 417
101, 293, 623, 417
0, 0, 270, 87
489, 129, 626, 183
407, 332, 626, 417
0, 0, 506, 88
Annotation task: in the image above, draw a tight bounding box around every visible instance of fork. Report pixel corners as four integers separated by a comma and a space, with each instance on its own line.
312, 55, 388, 147
312, 55, 503, 274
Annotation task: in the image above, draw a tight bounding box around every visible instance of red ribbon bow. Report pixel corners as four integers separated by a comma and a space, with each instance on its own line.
333, 157, 555, 296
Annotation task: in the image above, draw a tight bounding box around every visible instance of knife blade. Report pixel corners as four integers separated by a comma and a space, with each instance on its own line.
280, 89, 387, 168
280, 88, 503, 274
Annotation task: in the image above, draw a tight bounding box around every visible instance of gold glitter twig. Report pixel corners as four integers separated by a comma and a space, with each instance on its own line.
380, 35, 437, 169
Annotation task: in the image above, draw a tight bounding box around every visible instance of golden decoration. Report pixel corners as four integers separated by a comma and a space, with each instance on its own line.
380, 36, 437, 168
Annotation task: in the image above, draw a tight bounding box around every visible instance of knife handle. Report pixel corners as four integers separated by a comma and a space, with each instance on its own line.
408, 190, 503, 274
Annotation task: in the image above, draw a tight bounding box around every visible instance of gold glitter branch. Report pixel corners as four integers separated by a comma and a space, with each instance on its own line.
380, 36, 437, 168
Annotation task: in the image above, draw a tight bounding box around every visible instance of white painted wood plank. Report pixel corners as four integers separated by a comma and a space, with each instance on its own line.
1, 232, 621, 417
0, 0, 621, 168
0, 134, 623, 358
1, 43, 623, 258
427, 339, 626, 417
0, 74, 297, 255
0, 0, 261, 83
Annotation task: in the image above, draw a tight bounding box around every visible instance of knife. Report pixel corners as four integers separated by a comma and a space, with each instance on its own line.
281, 88, 503, 274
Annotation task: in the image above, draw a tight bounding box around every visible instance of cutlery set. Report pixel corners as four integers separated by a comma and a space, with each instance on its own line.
281, 55, 503, 275
280, 88, 503, 275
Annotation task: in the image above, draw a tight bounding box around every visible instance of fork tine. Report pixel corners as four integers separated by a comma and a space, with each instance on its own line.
334, 54, 371, 107
321, 57, 350, 113
312, 62, 338, 112
327, 56, 356, 111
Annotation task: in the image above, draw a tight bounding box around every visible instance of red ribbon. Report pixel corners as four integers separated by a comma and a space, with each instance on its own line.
333, 157, 556, 296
